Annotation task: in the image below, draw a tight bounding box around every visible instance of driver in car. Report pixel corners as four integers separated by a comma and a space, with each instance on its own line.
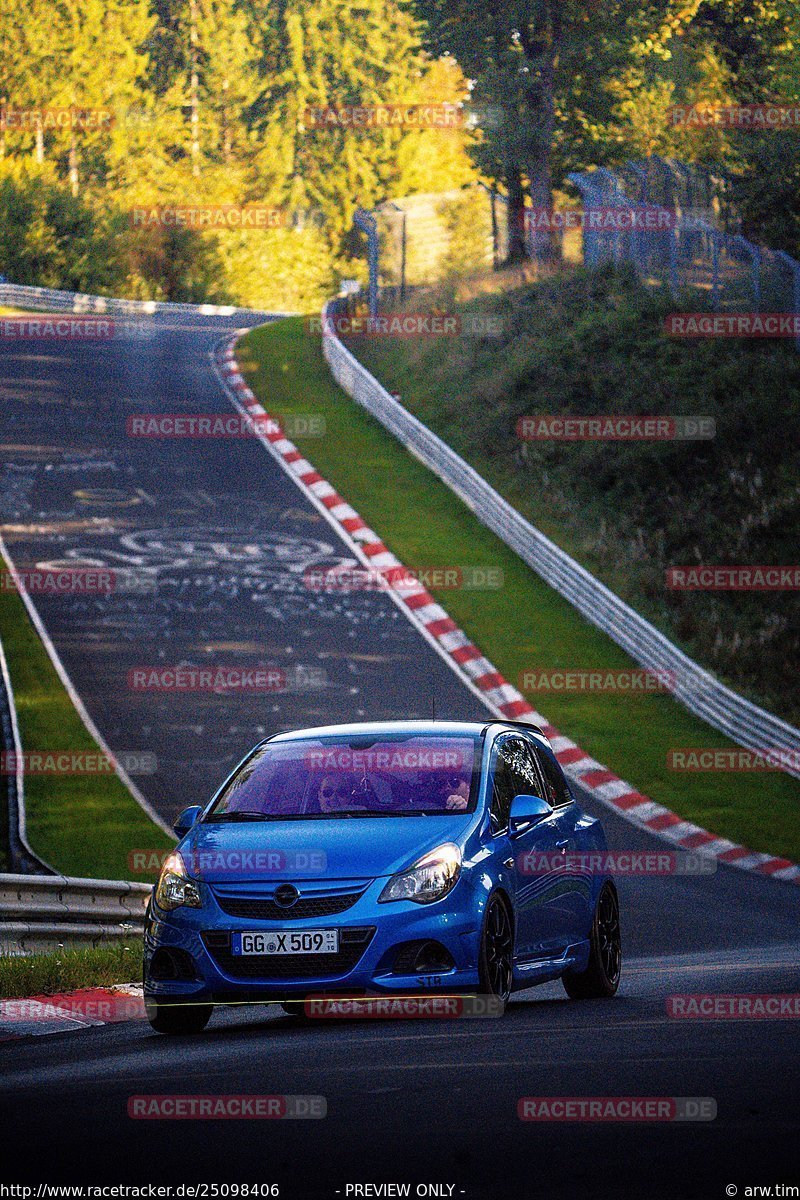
439, 772, 470, 811
318, 774, 356, 813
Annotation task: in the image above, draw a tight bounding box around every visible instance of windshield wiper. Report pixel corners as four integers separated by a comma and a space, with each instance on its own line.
205, 811, 270, 822
318, 809, 448, 818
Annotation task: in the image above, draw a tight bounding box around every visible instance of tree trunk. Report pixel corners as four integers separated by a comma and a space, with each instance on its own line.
190, 0, 200, 176
68, 128, 79, 196
222, 78, 231, 162
524, 0, 562, 263
527, 155, 557, 262
505, 166, 528, 263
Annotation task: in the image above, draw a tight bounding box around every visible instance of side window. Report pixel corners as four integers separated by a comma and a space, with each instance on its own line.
531, 744, 571, 808
490, 737, 542, 831
490, 753, 515, 833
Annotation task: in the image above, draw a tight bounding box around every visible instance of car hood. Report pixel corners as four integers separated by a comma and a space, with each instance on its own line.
179, 813, 477, 884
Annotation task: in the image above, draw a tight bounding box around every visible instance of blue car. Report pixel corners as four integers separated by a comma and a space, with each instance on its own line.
144, 720, 621, 1034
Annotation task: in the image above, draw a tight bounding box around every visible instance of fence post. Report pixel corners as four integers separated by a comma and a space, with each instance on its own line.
399, 209, 407, 302
711, 232, 721, 312
478, 182, 502, 270
667, 225, 678, 299
353, 208, 379, 318
626, 161, 648, 204
751, 243, 761, 313
568, 171, 604, 269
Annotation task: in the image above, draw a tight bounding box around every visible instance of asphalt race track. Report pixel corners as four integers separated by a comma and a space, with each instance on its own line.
0, 310, 476, 821
1, 311, 799, 1198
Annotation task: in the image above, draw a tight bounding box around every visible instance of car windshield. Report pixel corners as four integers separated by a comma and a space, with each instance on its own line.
206, 734, 480, 819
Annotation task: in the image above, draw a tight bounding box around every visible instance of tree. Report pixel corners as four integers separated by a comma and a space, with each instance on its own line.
16, 0, 154, 195
685, 0, 800, 254
249, 0, 469, 246
415, 0, 712, 259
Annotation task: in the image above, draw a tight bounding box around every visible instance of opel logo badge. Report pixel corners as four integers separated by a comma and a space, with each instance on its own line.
274, 883, 299, 908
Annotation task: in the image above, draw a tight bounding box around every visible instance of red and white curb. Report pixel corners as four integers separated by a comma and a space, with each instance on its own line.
213, 339, 800, 887
0, 985, 143, 1039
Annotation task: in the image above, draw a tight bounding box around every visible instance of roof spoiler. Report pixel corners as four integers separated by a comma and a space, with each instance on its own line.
481, 717, 548, 739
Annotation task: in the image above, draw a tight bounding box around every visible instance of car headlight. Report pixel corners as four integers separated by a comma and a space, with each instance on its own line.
154, 852, 202, 912
378, 843, 462, 905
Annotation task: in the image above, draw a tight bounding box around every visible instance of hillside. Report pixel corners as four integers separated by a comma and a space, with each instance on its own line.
346, 265, 800, 726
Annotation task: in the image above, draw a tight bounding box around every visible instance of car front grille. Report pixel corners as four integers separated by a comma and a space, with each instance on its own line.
202, 927, 376, 980
214, 891, 363, 921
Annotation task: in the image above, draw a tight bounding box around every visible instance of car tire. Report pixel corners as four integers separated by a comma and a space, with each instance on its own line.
145, 998, 213, 1035
562, 881, 621, 999
477, 893, 514, 1014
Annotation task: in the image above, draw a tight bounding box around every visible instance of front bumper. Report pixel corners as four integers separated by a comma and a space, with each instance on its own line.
144, 876, 484, 1001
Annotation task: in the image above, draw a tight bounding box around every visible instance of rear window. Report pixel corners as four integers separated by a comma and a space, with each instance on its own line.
206, 734, 480, 820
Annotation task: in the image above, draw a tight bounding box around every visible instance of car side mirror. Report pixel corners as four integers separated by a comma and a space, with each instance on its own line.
509, 793, 551, 835
173, 805, 203, 838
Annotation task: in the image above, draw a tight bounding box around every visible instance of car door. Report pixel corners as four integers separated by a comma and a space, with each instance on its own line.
488, 734, 574, 961
527, 740, 593, 946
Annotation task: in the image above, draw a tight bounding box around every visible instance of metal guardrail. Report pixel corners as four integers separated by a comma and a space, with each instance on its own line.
0, 873, 151, 954
0, 638, 54, 875
321, 294, 800, 779
0, 281, 269, 319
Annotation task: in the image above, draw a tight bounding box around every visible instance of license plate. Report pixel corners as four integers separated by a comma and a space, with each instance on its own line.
231, 929, 339, 956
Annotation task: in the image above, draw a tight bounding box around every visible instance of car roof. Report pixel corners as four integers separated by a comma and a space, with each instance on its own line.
263, 717, 550, 747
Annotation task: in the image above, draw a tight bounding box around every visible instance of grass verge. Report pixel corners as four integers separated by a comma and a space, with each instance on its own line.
239, 316, 800, 863
0, 940, 140, 998
0, 583, 173, 879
